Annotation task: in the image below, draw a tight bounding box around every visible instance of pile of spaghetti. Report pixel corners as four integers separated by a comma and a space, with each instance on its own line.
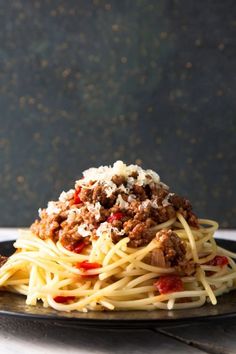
1, 161, 236, 312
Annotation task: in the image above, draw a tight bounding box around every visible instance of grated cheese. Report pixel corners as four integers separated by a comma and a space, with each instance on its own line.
76, 160, 165, 198
46, 201, 61, 215
59, 189, 74, 202
86, 202, 101, 221
127, 194, 136, 202
96, 222, 125, 238
67, 208, 81, 223
162, 195, 171, 207
116, 195, 129, 209
78, 224, 91, 237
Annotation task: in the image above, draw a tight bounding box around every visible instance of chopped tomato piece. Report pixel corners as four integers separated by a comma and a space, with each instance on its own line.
76, 260, 101, 270
107, 212, 124, 223
54, 296, 75, 303
206, 255, 229, 267
66, 241, 87, 253
76, 260, 101, 278
74, 188, 82, 204
66, 241, 86, 254
73, 241, 86, 254
154, 275, 184, 294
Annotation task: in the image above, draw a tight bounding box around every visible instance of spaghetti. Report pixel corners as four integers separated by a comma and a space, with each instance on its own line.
0, 161, 235, 312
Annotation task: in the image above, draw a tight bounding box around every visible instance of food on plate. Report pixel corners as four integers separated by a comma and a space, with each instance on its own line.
0, 161, 235, 312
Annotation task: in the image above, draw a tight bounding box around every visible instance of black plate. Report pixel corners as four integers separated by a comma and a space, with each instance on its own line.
0, 239, 236, 329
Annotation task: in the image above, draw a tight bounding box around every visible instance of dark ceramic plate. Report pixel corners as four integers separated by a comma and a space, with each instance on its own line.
0, 239, 236, 329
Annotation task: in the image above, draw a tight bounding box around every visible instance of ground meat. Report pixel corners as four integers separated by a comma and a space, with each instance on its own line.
155, 205, 176, 223
132, 184, 147, 201
151, 185, 169, 199
155, 229, 186, 267
60, 232, 89, 250
79, 187, 93, 203
92, 185, 109, 205
175, 260, 197, 276
78, 184, 118, 208
129, 171, 138, 178
97, 207, 110, 223
169, 194, 192, 210
144, 185, 152, 199
118, 218, 155, 247
123, 219, 140, 235
92, 185, 117, 207
31, 210, 63, 241
0, 256, 8, 267
31, 173, 199, 250
187, 213, 198, 228
169, 194, 198, 227
134, 204, 152, 221
112, 175, 126, 186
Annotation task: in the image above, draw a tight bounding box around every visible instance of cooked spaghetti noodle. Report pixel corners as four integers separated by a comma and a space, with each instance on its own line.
0, 161, 235, 311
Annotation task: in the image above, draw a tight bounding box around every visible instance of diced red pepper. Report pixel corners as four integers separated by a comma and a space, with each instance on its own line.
206, 255, 229, 267
53, 296, 75, 303
154, 275, 184, 295
76, 260, 101, 270
74, 188, 82, 204
107, 212, 124, 223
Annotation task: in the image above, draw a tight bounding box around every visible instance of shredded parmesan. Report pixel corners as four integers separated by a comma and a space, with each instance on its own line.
139, 199, 162, 210
67, 208, 81, 223
59, 189, 74, 202
46, 202, 61, 215
116, 195, 129, 209
96, 222, 125, 239
162, 195, 171, 207
86, 202, 101, 221
78, 224, 91, 237
76, 161, 165, 198
128, 194, 136, 203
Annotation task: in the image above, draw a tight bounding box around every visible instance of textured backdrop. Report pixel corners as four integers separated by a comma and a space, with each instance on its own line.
0, 0, 236, 227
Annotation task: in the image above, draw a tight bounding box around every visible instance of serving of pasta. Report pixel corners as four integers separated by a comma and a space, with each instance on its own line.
0, 161, 235, 312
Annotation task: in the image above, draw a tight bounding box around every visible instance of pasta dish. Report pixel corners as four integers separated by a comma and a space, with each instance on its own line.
0, 161, 235, 312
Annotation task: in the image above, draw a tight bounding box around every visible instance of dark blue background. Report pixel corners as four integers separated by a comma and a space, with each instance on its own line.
0, 0, 235, 227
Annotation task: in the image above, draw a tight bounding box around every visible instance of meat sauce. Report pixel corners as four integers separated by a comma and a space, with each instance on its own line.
30, 161, 198, 256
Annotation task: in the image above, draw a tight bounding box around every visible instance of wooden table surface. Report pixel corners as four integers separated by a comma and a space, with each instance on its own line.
0, 229, 236, 354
